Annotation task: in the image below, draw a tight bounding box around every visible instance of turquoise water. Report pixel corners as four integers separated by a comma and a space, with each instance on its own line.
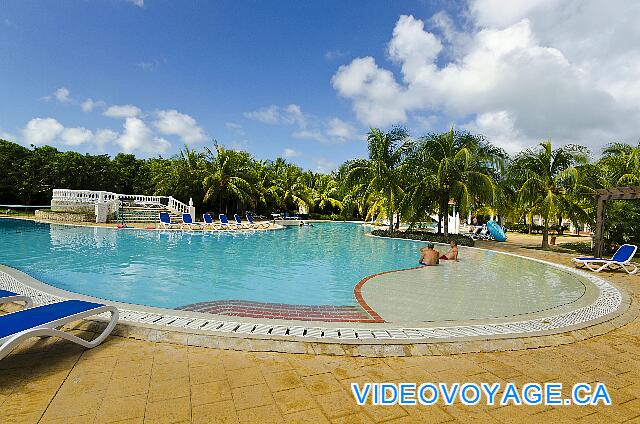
0, 219, 586, 310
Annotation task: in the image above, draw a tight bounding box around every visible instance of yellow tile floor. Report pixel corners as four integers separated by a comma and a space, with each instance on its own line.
2, 236, 640, 423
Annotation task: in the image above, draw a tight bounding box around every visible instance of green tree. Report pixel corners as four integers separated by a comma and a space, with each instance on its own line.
309, 173, 343, 213
202, 143, 253, 213
406, 128, 503, 235
508, 140, 589, 248
345, 128, 410, 230
599, 142, 640, 186
270, 158, 311, 213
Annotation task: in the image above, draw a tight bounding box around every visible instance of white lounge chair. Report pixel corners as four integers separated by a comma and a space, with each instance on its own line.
0, 299, 119, 360
0, 289, 33, 309
572, 244, 638, 274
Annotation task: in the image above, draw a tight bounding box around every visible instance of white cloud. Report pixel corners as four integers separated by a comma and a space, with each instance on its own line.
93, 129, 119, 149
314, 158, 337, 173
292, 130, 326, 143
115, 117, 170, 154
136, 59, 165, 70
325, 49, 349, 60
462, 111, 532, 154
225, 122, 242, 130
244, 104, 307, 128
326, 117, 358, 141
21, 118, 121, 149
125, 0, 144, 6
42, 87, 71, 103
81, 98, 105, 113
282, 148, 300, 158
22, 118, 64, 145
332, 6, 640, 152
154, 109, 206, 144
104, 104, 141, 119
60, 127, 93, 146
53, 87, 71, 103
0, 130, 16, 142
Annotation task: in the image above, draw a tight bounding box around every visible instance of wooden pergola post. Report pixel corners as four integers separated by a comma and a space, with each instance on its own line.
594, 196, 606, 258
593, 186, 640, 257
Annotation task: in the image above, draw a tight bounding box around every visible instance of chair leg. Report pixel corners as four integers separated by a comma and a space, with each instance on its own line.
0, 307, 119, 361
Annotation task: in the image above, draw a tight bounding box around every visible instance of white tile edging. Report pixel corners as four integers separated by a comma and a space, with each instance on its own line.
0, 254, 626, 344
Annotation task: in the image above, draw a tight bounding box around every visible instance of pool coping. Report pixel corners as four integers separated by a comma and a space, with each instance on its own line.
0, 257, 635, 357
0, 218, 636, 356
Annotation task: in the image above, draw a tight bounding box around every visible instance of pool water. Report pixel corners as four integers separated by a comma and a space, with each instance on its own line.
0, 219, 587, 312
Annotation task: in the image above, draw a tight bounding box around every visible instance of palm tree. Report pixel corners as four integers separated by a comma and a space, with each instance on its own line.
345, 127, 410, 231
310, 174, 343, 213
406, 128, 504, 235
508, 140, 589, 248
271, 158, 311, 213
599, 142, 640, 186
202, 143, 253, 214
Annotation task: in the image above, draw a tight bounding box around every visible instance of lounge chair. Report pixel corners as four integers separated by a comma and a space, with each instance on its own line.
182, 213, 203, 230
0, 299, 119, 361
233, 214, 253, 229
202, 213, 223, 230
218, 214, 237, 230
572, 244, 638, 274
0, 290, 33, 309
159, 212, 180, 229
246, 214, 270, 229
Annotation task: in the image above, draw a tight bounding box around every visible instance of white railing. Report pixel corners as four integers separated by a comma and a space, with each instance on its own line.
52, 189, 191, 216
168, 196, 190, 215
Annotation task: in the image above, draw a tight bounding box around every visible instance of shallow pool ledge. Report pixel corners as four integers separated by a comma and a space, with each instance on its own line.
0, 262, 635, 357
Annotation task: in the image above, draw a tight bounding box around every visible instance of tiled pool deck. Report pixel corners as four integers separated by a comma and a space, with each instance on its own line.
3, 236, 640, 422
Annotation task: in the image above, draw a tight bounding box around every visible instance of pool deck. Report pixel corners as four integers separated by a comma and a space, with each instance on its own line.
3, 235, 640, 422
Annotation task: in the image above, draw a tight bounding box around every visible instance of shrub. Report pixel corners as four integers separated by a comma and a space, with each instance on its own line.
370, 229, 475, 246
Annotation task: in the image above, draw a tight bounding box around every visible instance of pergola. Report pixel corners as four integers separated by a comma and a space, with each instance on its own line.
593, 186, 640, 257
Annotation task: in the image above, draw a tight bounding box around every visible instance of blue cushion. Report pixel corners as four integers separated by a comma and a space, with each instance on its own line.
0, 300, 103, 339
0, 289, 18, 299
612, 244, 636, 262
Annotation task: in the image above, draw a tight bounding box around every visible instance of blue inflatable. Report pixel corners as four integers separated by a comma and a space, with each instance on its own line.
486, 220, 507, 242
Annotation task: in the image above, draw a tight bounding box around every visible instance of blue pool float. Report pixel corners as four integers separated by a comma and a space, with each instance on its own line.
486, 220, 507, 242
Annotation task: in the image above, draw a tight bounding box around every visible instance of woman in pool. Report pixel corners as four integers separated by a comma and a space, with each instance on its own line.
440, 240, 459, 261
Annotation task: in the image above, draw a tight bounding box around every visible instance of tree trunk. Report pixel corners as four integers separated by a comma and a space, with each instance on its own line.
542, 216, 549, 249
527, 211, 533, 234
442, 196, 449, 237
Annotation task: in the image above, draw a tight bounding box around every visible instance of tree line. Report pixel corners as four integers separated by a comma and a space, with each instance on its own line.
2, 128, 640, 249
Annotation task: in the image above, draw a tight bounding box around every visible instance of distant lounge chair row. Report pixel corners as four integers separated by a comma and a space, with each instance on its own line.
159, 212, 271, 230
0, 290, 118, 361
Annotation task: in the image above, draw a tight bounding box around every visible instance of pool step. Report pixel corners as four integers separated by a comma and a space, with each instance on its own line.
176, 300, 376, 322
116, 206, 181, 224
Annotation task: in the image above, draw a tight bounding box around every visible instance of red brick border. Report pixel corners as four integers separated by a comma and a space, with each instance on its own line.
353, 266, 423, 323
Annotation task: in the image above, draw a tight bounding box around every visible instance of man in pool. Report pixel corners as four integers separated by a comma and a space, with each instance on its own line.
419, 242, 440, 266
440, 240, 459, 261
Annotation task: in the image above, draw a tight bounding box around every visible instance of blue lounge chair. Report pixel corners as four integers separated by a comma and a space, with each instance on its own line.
159, 212, 180, 229
203, 213, 223, 230
246, 214, 270, 229
0, 289, 33, 309
0, 300, 119, 360
233, 214, 253, 229
182, 213, 203, 230
572, 244, 638, 274
218, 214, 237, 230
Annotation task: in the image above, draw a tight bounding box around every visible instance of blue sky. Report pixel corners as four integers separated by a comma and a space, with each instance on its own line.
2, 0, 639, 171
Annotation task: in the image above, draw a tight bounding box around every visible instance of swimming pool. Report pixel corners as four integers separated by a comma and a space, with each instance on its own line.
0, 219, 589, 321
